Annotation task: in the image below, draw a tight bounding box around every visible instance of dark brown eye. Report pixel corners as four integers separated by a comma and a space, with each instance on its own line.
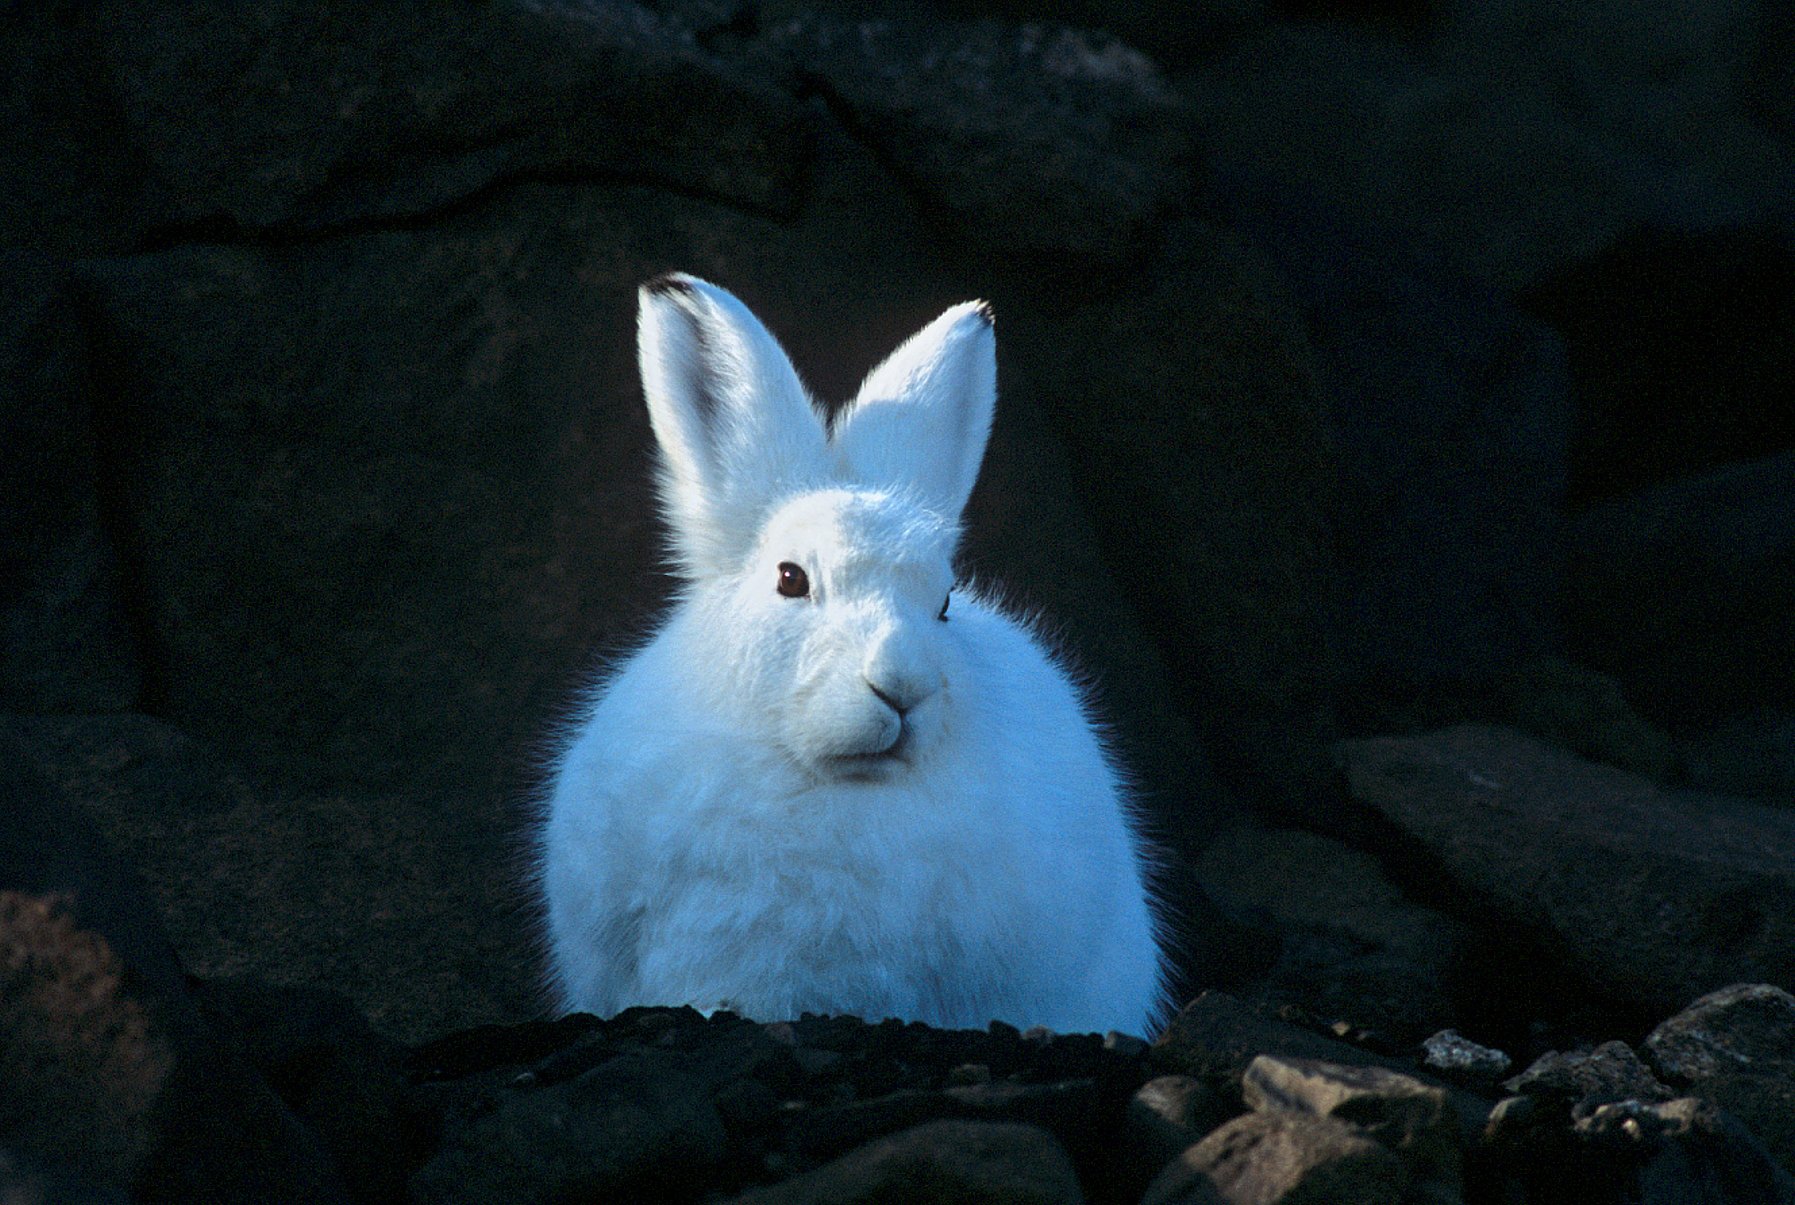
776, 562, 810, 599
937, 593, 950, 622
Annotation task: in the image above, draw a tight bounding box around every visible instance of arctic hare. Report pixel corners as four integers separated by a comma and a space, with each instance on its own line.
538, 274, 1167, 1036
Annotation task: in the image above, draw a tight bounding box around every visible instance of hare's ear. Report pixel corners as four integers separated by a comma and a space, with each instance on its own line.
637, 274, 829, 578
831, 301, 995, 520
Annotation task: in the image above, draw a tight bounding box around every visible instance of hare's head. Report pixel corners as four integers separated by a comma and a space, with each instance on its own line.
637, 274, 995, 782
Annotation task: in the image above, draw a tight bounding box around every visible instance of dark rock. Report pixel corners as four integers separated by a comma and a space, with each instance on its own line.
1015, 218, 1340, 823
1645, 985, 1795, 1174
0, 251, 140, 713
1242, 1055, 1461, 1194
1180, 10, 1788, 293
1193, 825, 1464, 1042
762, 12, 1191, 265
3, 713, 539, 1041
1522, 226, 1795, 506
1340, 725, 1795, 1020
96, 0, 806, 236
0, 724, 351, 1204
1486, 658, 1676, 781
1202, 168, 1572, 699
1575, 1097, 1795, 1205
1504, 1042, 1674, 1105
1646, 985, 1795, 1086
409, 1053, 728, 1205
1747, 6, 1795, 143
723, 1119, 1083, 1205
1125, 1075, 1243, 1184
1421, 1030, 1512, 1086
1681, 710, 1795, 803
1567, 450, 1795, 723
923, 0, 1264, 69
1143, 1110, 1407, 1205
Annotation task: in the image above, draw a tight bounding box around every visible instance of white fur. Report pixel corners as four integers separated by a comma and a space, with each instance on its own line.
538, 274, 1168, 1036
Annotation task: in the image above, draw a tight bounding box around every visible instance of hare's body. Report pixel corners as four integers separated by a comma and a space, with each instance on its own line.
539, 275, 1167, 1036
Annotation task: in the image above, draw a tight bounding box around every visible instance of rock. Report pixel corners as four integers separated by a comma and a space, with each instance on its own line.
1143, 1110, 1407, 1205
410, 1054, 728, 1205
1123, 1076, 1243, 1199
1576, 1097, 1795, 1205
1193, 825, 1464, 1042
762, 12, 1191, 265
1421, 1030, 1512, 1085
3, 713, 537, 1041
1504, 1041, 1674, 1105
1487, 658, 1676, 781
0, 251, 140, 713
1180, 8, 1791, 293
1202, 168, 1572, 699
1747, 6, 1795, 143
1645, 985, 1795, 1174
0, 892, 171, 1191
1522, 226, 1795, 507
1567, 449, 1795, 723
1680, 710, 1795, 802
1015, 218, 1340, 822
1646, 985, 1795, 1085
0, 724, 352, 1204
723, 1120, 1083, 1205
1242, 1056, 1461, 1193
1339, 725, 1795, 1019
98, 0, 805, 235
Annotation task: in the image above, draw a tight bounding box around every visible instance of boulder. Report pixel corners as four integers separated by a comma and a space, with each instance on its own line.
0, 251, 140, 713
1340, 725, 1795, 1020
722, 1120, 1083, 1205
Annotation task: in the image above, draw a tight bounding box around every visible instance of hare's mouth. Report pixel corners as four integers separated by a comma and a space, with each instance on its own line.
828, 727, 912, 780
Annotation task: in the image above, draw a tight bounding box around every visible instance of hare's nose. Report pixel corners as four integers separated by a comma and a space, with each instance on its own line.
866, 676, 932, 717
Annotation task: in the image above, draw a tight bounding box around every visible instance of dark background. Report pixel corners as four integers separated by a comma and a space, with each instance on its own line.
4, 0, 1792, 1061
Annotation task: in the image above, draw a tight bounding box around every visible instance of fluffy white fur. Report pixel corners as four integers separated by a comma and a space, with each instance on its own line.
538, 274, 1168, 1036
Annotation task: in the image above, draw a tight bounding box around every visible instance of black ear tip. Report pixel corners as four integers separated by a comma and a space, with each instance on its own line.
971, 300, 995, 326
642, 272, 698, 298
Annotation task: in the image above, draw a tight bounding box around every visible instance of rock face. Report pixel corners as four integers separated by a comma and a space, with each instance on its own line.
1340, 724, 1795, 1020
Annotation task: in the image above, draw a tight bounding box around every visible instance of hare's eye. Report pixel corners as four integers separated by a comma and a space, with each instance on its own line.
937, 592, 950, 622
776, 562, 810, 599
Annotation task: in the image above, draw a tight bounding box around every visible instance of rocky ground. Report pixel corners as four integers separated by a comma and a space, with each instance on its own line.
3, 0, 1793, 1201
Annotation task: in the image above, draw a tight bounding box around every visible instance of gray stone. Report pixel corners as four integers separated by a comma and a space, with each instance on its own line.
1193, 825, 1464, 1041
762, 12, 1190, 264
410, 1055, 727, 1205
1645, 984, 1795, 1174
1143, 1110, 1406, 1205
1340, 725, 1795, 1019
723, 1120, 1083, 1205
1125, 1076, 1242, 1195
95, 0, 809, 232
0, 251, 140, 713
1504, 1041, 1673, 1104
1421, 1030, 1512, 1083
1242, 1056, 1461, 1195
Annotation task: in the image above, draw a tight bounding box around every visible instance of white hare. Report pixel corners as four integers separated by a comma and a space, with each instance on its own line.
537, 273, 1168, 1036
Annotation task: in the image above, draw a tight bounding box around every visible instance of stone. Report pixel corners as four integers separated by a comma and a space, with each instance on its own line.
1015, 218, 1339, 823
1193, 825, 1464, 1042
1680, 710, 1795, 802
723, 1120, 1083, 1205
761, 12, 1190, 265
1123, 1076, 1243, 1200
1143, 1110, 1407, 1205
1421, 1030, 1513, 1084
1646, 985, 1795, 1086
0, 250, 140, 713
1504, 1042, 1673, 1104
1574, 1096, 1795, 1205
1339, 725, 1795, 1019
1566, 448, 1795, 723
409, 1054, 728, 1205
98, 0, 808, 233
1645, 985, 1795, 1174
1202, 168, 1572, 701
1243, 1057, 1459, 1180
